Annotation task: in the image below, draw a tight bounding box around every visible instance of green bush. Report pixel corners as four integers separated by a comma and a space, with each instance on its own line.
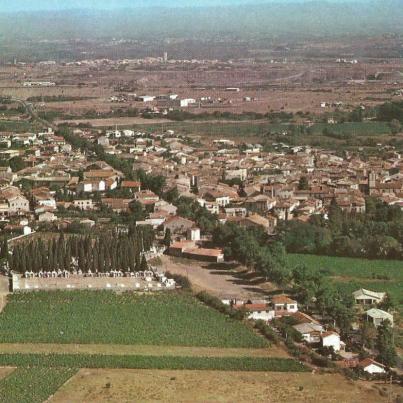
195, 291, 247, 321
254, 320, 280, 345
165, 271, 191, 290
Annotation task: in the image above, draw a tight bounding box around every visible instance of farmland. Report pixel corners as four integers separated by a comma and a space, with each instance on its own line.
50, 369, 396, 403
0, 289, 308, 402
0, 353, 306, 372
0, 291, 266, 348
0, 367, 77, 403
287, 254, 403, 310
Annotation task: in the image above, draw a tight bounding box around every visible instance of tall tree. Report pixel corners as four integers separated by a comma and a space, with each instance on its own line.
376, 320, 397, 367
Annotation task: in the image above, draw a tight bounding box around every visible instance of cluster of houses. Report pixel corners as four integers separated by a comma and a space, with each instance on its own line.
225, 287, 394, 374
90, 129, 402, 229
0, 124, 402, 258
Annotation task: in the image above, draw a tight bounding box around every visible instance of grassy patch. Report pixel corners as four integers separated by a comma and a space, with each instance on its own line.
0, 367, 77, 403
0, 120, 44, 132
0, 354, 307, 372
311, 121, 391, 136
287, 254, 403, 310
287, 254, 403, 280
0, 291, 266, 348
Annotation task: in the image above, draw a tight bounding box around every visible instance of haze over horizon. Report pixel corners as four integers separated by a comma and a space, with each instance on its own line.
0, 0, 400, 42
0, 0, 374, 12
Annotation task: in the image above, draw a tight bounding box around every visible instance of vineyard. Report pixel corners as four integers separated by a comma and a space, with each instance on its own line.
0, 354, 306, 372
0, 291, 267, 348
0, 367, 77, 403
0, 290, 309, 401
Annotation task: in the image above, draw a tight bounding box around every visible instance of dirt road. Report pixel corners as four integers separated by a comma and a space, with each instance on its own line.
0, 343, 287, 358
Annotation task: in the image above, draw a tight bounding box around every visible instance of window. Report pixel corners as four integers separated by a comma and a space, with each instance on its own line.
289, 305, 294, 309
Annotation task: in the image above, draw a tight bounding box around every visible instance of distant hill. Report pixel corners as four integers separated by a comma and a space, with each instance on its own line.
0, 1, 402, 40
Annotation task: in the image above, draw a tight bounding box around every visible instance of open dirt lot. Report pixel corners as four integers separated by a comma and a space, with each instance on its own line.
160, 255, 275, 299
50, 369, 399, 403
55, 116, 173, 127
0, 367, 15, 381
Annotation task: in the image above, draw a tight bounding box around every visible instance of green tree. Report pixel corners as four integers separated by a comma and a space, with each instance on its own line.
9, 156, 26, 172
390, 118, 401, 134
140, 255, 148, 271
298, 176, 309, 190
163, 228, 172, 247
360, 321, 377, 349
376, 320, 397, 367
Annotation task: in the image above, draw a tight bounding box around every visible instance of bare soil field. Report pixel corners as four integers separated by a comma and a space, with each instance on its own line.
160, 255, 274, 299
55, 116, 173, 127
0, 367, 15, 381
0, 343, 287, 358
1, 61, 401, 118
50, 369, 400, 403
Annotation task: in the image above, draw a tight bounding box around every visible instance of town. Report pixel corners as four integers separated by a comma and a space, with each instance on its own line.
0, 1, 402, 402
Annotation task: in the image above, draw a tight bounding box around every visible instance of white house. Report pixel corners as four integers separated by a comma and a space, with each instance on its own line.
366, 308, 393, 328
353, 289, 386, 305
77, 180, 106, 193
293, 322, 323, 343
358, 358, 386, 374
271, 295, 298, 315
240, 303, 275, 322
38, 211, 57, 222
321, 331, 342, 352
73, 199, 94, 211
137, 95, 155, 103
187, 227, 201, 241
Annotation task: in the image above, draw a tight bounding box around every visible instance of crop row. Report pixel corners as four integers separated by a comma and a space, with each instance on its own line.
0, 353, 307, 372
0, 291, 266, 348
0, 367, 77, 403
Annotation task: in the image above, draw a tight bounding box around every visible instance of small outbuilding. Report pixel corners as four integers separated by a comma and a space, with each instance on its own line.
358, 358, 386, 374
365, 308, 393, 328
353, 288, 385, 305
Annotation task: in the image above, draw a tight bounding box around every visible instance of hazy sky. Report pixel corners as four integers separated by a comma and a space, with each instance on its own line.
0, 0, 345, 12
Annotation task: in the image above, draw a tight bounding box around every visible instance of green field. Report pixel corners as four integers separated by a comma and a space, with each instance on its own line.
0, 353, 306, 402
0, 367, 77, 403
287, 254, 403, 308
0, 290, 308, 401
0, 291, 266, 348
131, 120, 391, 139
0, 120, 44, 132
310, 121, 391, 136
0, 354, 306, 372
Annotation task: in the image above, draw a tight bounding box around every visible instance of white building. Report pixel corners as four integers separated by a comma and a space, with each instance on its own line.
137, 95, 155, 103
293, 322, 323, 343
358, 358, 386, 374
271, 295, 298, 314
366, 308, 393, 328
73, 199, 94, 211
353, 289, 386, 305
321, 331, 342, 352
188, 227, 201, 241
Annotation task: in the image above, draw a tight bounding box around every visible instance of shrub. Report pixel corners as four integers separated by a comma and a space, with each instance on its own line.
254, 320, 280, 344
195, 291, 247, 321
165, 271, 191, 290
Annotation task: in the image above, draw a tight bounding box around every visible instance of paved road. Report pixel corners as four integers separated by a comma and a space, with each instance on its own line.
11, 97, 57, 130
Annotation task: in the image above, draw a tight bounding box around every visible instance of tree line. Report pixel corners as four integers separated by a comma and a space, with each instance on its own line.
8, 226, 154, 274
281, 198, 403, 259
212, 223, 289, 285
